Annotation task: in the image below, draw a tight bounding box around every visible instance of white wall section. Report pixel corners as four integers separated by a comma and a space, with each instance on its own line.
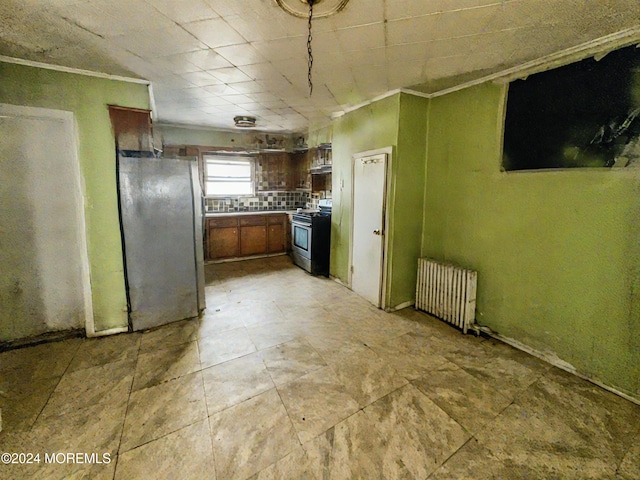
0, 104, 93, 342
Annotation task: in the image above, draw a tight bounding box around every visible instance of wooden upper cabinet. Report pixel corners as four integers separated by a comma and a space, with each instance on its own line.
108, 106, 153, 152
257, 152, 295, 191
291, 151, 311, 190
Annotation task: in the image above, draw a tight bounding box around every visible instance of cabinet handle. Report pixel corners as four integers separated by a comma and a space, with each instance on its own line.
373, 229, 381, 235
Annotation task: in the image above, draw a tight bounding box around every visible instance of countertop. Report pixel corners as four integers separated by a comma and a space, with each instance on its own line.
205, 210, 299, 218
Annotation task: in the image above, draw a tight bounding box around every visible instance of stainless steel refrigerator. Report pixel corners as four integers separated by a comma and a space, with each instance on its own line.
117, 152, 205, 332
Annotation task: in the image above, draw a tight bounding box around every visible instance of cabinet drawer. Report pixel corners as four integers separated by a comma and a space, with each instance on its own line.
267, 214, 286, 225
208, 217, 238, 228
239, 215, 267, 226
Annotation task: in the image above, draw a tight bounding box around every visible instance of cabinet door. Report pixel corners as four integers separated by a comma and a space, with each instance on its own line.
268, 223, 285, 253
240, 225, 267, 255
209, 227, 239, 259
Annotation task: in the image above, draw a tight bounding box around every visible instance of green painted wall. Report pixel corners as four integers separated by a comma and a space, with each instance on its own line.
385, 93, 429, 308
0, 62, 150, 334
331, 95, 400, 284
423, 81, 640, 398
330, 93, 428, 309
307, 124, 332, 147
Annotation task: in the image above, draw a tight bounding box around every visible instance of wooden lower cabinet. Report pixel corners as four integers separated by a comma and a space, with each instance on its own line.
267, 223, 285, 253
240, 225, 267, 255
207, 213, 288, 260
208, 227, 238, 259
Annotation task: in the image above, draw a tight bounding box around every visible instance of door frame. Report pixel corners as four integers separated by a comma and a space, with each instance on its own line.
348, 146, 393, 309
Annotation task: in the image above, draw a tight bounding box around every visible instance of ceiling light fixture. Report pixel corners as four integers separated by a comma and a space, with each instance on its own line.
233, 115, 257, 128
275, 0, 350, 97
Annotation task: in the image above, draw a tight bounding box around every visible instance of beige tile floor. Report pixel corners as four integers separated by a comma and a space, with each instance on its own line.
1, 255, 639, 479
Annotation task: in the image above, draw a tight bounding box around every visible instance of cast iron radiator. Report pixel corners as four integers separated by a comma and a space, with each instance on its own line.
415, 258, 478, 334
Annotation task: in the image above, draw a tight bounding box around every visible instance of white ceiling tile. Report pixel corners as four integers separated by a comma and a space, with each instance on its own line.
4, 0, 640, 132
246, 92, 283, 104
202, 84, 240, 96
217, 93, 255, 105
238, 62, 288, 82
198, 105, 225, 114
208, 67, 253, 83
327, 0, 384, 29
179, 70, 221, 87
180, 49, 234, 70
153, 73, 193, 88
336, 23, 385, 52
145, 0, 218, 24
225, 13, 290, 42
303, 30, 341, 55
385, 15, 439, 46
215, 43, 267, 66
182, 18, 246, 49
226, 81, 268, 94
110, 25, 207, 57
147, 54, 202, 75
252, 37, 307, 62
89, 0, 177, 36
386, 0, 502, 21
51, 2, 122, 38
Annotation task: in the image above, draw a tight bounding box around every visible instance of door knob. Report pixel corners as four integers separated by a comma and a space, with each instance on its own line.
373, 229, 381, 235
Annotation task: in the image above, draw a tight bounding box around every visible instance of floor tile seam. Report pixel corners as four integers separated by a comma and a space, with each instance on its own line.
29, 338, 89, 431
124, 353, 209, 401
205, 383, 277, 419
272, 382, 309, 448
419, 360, 516, 406
325, 345, 411, 408
446, 354, 546, 399
356, 381, 415, 415
424, 436, 490, 479
320, 362, 366, 409
112, 335, 144, 477
132, 340, 204, 393
117, 417, 210, 460
21, 374, 64, 433
32, 338, 85, 378
506, 368, 555, 407
139, 333, 199, 355
200, 348, 265, 373
298, 335, 335, 367
136, 337, 200, 361
392, 382, 472, 441
196, 324, 254, 344
200, 359, 220, 480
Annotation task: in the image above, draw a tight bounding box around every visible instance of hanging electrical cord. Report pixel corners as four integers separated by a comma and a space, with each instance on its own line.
276, 0, 350, 96
307, 0, 315, 96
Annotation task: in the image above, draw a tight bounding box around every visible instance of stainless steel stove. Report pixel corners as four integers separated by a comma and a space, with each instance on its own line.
291, 199, 331, 276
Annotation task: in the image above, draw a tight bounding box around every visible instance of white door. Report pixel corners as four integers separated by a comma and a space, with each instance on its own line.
351, 153, 387, 307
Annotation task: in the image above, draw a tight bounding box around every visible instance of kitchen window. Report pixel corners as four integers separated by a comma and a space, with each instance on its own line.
204, 154, 255, 196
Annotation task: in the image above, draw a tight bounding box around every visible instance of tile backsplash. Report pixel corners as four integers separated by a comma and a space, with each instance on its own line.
205, 191, 319, 213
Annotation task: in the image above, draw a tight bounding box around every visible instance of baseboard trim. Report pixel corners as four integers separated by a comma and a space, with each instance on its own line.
205, 252, 288, 264
486, 331, 640, 406
387, 300, 414, 312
